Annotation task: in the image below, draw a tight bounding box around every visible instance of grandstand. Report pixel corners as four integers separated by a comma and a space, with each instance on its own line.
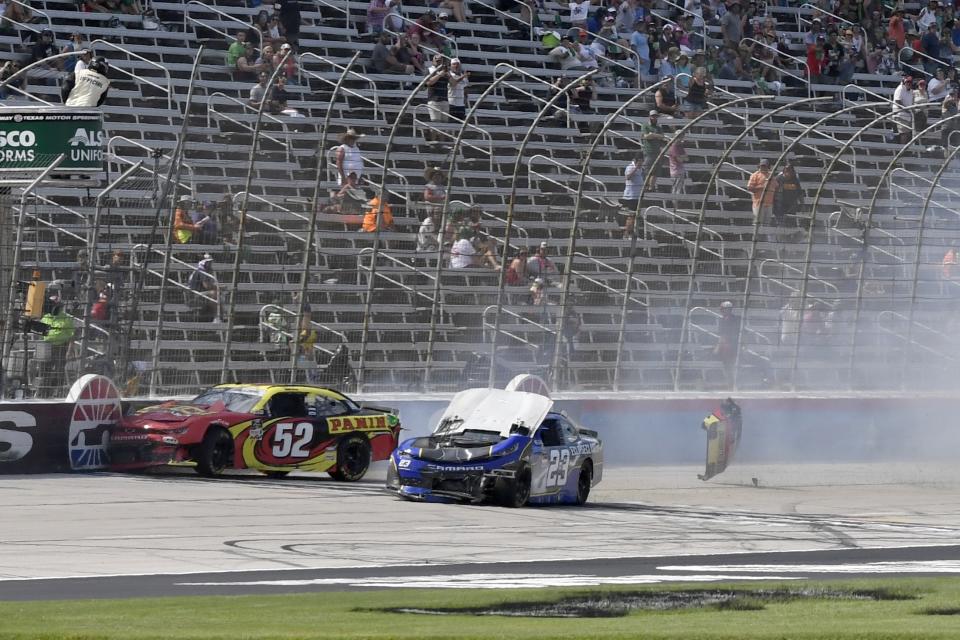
1, 0, 959, 398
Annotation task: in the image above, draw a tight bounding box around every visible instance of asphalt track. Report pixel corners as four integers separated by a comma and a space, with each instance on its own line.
2, 462, 959, 600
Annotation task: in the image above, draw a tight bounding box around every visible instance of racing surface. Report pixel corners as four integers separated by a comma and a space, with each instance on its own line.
2, 463, 960, 599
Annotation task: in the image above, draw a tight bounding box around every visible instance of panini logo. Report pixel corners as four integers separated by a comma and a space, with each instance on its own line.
328, 415, 387, 433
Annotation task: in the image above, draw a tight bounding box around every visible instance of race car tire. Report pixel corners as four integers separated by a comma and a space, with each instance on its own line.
195, 427, 233, 477
574, 461, 592, 505
261, 470, 290, 478
498, 463, 531, 508
330, 434, 371, 482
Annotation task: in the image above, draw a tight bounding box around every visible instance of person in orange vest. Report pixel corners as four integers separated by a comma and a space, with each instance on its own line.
360, 195, 394, 232
942, 245, 958, 280
747, 159, 778, 234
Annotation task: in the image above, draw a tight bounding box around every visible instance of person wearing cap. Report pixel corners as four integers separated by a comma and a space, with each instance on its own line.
640, 110, 668, 182
447, 57, 469, 120
28, 28, 63, 79
715, 300, 740, 386
915, 0, 940, 32
804, 17, 823, 47
273, 43, 298, 81
921, 22, 942, 73
747, 159, 778, 230
893, 75, 915, 144
336, 128, 365, 186
526, 242, 558, 282
720, 1, 742, 49
361, 194, 394, 232
174, 196, 207, 244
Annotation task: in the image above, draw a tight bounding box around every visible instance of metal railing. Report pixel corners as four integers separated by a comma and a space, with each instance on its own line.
325, 146, 411, 206
876, 310, 956, 361
686, 306, 771, 362
494, 63, 575, 127
184, 0, 262, 50
258, 304, 347, 358
357, 248, 439, 307
528, 154, 612, 202
471, 0, 532, 38
759, 259, 839, 309
825, 210, 906, 270
571, 251, 650, 308
299, 53, 380, 121
674, 72, 748, 125
385, 14, 459, 60
643, 206, 725, 273
482, 304, 556, 348
130, 243, 222, 316
90, 39, 175, 112
578, 28, 642, 88
207, 92, 292, 162
889, 167, 960, 224
107, 136, 196, 194
739, 37, 811, 98
781, 121, 856, 180
412, 104, 495, 172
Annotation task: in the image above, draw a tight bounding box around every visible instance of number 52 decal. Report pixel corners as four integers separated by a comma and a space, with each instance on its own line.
272, 422, 314, 458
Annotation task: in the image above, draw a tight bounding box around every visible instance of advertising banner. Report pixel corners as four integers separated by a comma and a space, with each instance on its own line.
0, 110, 104, 172
0, 403, 73, 473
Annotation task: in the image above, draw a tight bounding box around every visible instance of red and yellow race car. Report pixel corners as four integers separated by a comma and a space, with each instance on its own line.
109, 384, 400, 480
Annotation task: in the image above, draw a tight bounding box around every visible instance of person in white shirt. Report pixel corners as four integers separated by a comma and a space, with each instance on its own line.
450, 231, 477, 268
893, 75, 915, 144
928, 67, 948, 102
61, 57, 110, 107
447, 58, 469, 120
622, 151, 644, 208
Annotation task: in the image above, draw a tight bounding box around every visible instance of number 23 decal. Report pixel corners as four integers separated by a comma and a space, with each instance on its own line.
547, 448, 570, 487
272, 422, 313, 458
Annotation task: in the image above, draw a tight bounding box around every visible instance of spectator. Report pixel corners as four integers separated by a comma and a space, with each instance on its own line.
447, 58, 469, 120
323, 172, 367, 216
746, 158, 777, 230
397, 33, 425, 74
235, 43, 266, 81
773, 160, 804, 234
218, 194, 239, 244
570, 77, 596, 113
274, 0, 302, 46
560, 305, 580, 367
450, 229, 477, 268
407, 10, 444, 49
33, 294, 75, 397
336, 128, 364, 186
384, 0, 403, 32
622, 150, 644, 216
196, 202, 219, 244
715, 300, 739, 386
416, 210, 439, 254
529, 276, 547, 306
360, 195, 394, 232
675, 53, 692, 87
667, 133, 687, 211
441, 1, 466, 25
942, 245, 958, 280
274, 43, 297, 81
0, 61, 25, 99
629, 20, 651, 74
425, 54, 449, 144
174, 196, 207, 244
654, 82, 682, 117
474, 235, 501, 270
941, 87, 959, 147
720, 2, 743, 49
423, 166, 447, 211
804, 17, 823, 46
640, 110, 668, 187
266, 14, 286, 45
366, 0, 390, 34
888, 8, 906, 50
371, 32, 414, 74
914, 78, 929, 135
893, 75, 914, 144
929, 67, 948, 102
226, 31, 248, 68
62, 57, 110, 107
187, 253, 215, 292
506, 247, 529, 285
248, 71, 270, 107
658, 46, 678, 80
295, 309, 319, 382
255, 44, 276, 74
61, 33, 86, 73
548, 35, 585, 70
527, 241, 558, 283
921, 22, 942, 72
249, 10, 271, 46
28, 29, 62, 80
684, 65, 710, 115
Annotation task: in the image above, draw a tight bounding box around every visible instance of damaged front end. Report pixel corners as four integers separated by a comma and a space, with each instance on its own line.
388, 431, 527, 503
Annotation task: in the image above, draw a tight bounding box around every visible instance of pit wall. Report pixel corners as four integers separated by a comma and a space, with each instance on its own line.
2, 392, 958, 473
377, 395, 960, 466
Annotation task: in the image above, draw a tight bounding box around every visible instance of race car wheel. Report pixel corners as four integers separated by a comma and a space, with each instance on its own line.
195, 428, 233, 477
498, 463, 531, 508
261, 470, 290, 478
574, 461, 593, 505
330, 434, 371, 482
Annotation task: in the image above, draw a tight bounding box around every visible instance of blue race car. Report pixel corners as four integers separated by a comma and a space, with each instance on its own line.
386, 388, 603, 507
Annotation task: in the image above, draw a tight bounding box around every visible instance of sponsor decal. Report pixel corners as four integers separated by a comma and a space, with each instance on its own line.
398, 458, 412, 468
0, 411, 36, 462
430, 465, 485, 472
328, 415, 387, 433
66, 375, 122, 470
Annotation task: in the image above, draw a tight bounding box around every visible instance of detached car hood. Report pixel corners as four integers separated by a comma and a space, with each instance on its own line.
436, 388, 552, 438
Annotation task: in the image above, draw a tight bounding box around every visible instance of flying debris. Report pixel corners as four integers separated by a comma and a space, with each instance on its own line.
698, 398, 742, 481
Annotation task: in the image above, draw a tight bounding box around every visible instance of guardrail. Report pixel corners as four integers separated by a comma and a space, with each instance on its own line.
739, 37, 810, 98
358, 247, 440, 307
299, 52, 380, 121
875, 310, 956, 361
494, 63, 575, 128
90, 39, 174, 112
184, 0, 262, 50
643, 206, 725, 272
107, 136, 196, 194
258, 303, 347, 357
758, 258, 838, 309
412, 104, 495, 172
482, 304, 556, 349
528, 154, 612, 203
207, 92, 292, 162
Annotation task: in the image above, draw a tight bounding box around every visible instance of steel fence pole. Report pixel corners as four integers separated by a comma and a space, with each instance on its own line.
423, 68, 517, 391
357, 73, 436, 392
796, 102, 939, 390
220, 50, 292, 384
487, 69, 597, 389
550, 79, 670, 389
289, 52, 361, 385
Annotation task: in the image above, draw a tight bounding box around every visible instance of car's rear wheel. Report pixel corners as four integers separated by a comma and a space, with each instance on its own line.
330, 434, 371, 482
574, 461, 592, 505
261, 470, 290, 478
195, 428, 232, 477
498, 463, 531, 508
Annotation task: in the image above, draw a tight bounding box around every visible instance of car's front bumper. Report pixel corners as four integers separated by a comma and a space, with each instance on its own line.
387, 458, 515, 503
108, 434, 185, 470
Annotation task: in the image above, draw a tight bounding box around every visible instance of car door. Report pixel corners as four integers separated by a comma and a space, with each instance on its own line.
260, 392, 317, 469
530, 418, 572, 496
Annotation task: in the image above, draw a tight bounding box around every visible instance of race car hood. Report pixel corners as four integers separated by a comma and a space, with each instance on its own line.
124, 402, 220, 424
435, 388, 552, 438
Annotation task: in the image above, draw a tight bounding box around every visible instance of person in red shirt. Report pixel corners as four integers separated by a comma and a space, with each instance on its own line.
888, 8, 906, 50
806, 37, 826, 83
